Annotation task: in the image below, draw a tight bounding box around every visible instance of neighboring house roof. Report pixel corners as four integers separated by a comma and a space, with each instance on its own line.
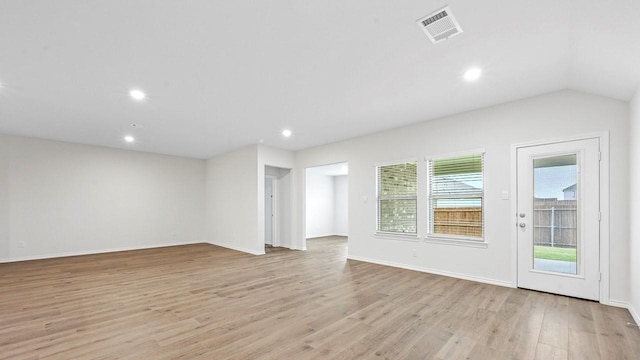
433, 176, 481, 193
563, 184, 577, 192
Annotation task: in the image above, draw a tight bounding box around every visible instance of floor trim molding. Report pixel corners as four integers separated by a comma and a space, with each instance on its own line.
207, 241, 265, 255
347, 254, 513, 288
630, 304, 640, 326
607, 300, 640, 325
0, 241, 205, 263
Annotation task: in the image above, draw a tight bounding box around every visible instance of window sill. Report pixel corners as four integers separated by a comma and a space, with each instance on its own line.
423, 235, 488, 248
374, 232, 420, 242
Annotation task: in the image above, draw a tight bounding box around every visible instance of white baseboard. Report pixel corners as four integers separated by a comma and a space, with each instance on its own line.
207, 241, 265, 255
307, 234, 345, 239
268, 241, 304, 251
346, 254, 513, 288
608, 300, 640, 325
630, 304, 640, 325
0, 241, 205, 263
608, 299, 629, 308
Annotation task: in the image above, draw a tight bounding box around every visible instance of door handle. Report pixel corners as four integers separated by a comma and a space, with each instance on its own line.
519, 223, 526, 228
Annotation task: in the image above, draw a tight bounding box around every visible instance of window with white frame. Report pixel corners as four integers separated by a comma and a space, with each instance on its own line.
376, 162, 417, 235
427, 153, 484, 240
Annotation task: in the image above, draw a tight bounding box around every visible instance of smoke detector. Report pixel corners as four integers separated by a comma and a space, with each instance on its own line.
417, 6, 463, 44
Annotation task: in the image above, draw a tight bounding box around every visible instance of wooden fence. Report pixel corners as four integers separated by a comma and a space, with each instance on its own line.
432, 200, 577, 244
433, 207, 482, 238
532, 199, 577, 247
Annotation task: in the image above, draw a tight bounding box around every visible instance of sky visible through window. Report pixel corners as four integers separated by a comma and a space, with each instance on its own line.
439, 165, 576, 201
534, 165, 576, 199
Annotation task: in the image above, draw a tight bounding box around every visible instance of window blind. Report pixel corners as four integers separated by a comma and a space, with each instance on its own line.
428, 153, 484, 239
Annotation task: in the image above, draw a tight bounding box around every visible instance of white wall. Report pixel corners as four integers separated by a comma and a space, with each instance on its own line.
293, 90, 630, 303
334, 175, 348, 236
305, 172, 335, 238
629, 88, 640, 323
0, 134, 206, 262
0, 141, 10, 259
205, 145, 261, 254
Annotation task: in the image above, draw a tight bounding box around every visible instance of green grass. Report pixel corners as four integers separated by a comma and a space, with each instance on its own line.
534, 245, 577, 262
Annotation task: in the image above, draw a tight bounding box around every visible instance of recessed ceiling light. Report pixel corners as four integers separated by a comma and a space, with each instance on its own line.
124, 135, 135, 143
129, 89, 146, 101
282, 129, 292, 137
464, 68, 482, 82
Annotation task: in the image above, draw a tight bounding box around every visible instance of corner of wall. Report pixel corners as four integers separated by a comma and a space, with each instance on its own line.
0, 140, 9, 260
204, 145, 260, 255
629, 87, 640, 323
629, 303, 640, 326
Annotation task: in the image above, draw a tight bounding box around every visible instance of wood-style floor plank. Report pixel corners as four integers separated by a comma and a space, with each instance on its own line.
0, 236, 638, 359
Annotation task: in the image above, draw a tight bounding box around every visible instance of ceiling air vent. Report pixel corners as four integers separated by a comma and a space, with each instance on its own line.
417, 6, 463, 44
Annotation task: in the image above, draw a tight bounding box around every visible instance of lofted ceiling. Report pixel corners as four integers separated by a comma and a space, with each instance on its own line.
0, 0, 639, 159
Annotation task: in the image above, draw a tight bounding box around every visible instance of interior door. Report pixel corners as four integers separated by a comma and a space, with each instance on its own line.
516, 138, 600, 300
265, 177, 273, 245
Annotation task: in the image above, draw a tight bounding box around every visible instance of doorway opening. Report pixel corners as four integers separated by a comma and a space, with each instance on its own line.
304, 162, 348, 251
265, 165, 291, 250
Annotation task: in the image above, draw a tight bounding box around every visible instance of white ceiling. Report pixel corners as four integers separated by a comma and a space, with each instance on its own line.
1, 1, 639, 159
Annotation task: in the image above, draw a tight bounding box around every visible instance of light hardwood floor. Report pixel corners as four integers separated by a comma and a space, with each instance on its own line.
1, 236, 638, 359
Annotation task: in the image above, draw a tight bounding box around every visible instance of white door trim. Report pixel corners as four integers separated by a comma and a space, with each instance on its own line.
266, 175, 279, 247
510, 132, 610, 305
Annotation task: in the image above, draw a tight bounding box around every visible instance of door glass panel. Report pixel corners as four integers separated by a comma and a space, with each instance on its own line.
532, 155, 577, 274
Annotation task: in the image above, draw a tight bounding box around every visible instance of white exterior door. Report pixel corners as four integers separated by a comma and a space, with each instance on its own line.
516, 138, 600, 300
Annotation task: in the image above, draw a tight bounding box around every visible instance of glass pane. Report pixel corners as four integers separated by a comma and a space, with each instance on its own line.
378, 199, 417, 233
532, 155, 577, 274
431, 198, 482, 238
378, 163, 417, 197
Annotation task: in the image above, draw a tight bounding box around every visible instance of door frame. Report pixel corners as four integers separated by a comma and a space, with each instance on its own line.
510, 132, 610, 305
302, 161, 349, 251
264, 175, 277, 246
266, 175, 279, 247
